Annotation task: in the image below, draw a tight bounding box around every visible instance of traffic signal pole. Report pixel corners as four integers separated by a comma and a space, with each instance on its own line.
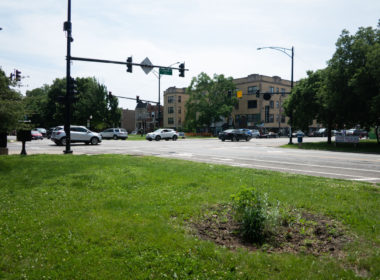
63, 0, 187, 154
64, 0, 73, 154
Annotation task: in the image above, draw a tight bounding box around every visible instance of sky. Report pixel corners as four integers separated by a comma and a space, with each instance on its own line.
0, 0, 379, 110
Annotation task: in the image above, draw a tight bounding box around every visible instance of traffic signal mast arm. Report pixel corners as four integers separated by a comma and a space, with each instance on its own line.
111, 95, 159, 104
70, 56, 188, 76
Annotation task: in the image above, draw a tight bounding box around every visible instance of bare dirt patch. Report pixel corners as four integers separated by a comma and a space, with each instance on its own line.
191, 204, 351, 257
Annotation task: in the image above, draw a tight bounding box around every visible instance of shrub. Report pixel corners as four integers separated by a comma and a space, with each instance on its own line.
231, 188, 282, 243
231, 188, 266, 243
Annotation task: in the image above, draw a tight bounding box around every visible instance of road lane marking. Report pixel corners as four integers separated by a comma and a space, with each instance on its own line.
210, 160, 379, 181
208, 156, 380, 174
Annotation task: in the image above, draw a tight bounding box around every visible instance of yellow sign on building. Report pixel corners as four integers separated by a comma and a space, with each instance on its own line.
237, 90, 243, 98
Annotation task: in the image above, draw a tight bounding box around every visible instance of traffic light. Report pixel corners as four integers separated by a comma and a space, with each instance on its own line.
256, 89, 260, 98
179, 63, 185, 77
15, 70, 21, 81
68, 77, 78, 102
126, 57, 133, 73
136, 95, 140, 103
263, 92, 271, 100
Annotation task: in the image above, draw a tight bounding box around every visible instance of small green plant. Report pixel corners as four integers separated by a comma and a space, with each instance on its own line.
231, 188, 266, 243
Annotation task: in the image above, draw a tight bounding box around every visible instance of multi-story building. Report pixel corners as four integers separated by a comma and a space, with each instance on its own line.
135, 102, 162, 133
163, 87, 189, 130
162, 74, 319, 134
120, 109, 135, 133
232, 74, 292, 135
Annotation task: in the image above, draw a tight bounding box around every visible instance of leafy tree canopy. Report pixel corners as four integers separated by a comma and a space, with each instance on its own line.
185, 72, 236, 131
0, 68, 24, 133
24, 77, 121, 130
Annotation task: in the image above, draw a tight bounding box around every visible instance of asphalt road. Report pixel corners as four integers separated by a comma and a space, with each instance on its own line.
6, 137, 380, 183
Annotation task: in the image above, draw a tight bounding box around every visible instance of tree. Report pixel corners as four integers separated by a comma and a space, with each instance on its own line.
283, 70, 323, 133
0, 68, 24, 147
27, 77, 121, 131
184, 73, 236, 132
24, 85, 50, 128
325, 23, 380, 141
284, 21, 380, 144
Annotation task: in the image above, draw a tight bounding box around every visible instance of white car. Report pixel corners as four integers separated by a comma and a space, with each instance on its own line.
146, 129, 178, 141
250, 129, 261, 138
51, 125, 102, 146
100, 128, 128, 140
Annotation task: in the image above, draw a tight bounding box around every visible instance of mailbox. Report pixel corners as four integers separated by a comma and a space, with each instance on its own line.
17, 130, 32, 142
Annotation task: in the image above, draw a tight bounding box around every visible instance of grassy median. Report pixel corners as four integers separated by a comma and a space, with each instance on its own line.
0, 154, 379, 279
282, 139, 380, 154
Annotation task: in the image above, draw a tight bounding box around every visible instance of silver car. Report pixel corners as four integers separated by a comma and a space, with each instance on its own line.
100, 128, 128, 140
51, 125, 102, 146
146, 128, 178, 141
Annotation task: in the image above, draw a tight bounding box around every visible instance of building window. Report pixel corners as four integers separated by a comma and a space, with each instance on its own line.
270, 87, 274, 93
168, 107, 174, 114
178, 107, 181, 114
270, 100, 274, 109
168, 96, 174, 103
248, 100, 257, 109
248, 86, 259, 94
281, 88, 285, 96
178, 118, 182, 125
269, 114, 274, 123
178, 96, 181, 103
276, 101, 279, 108
247, 114, 260, 123
276, 87, 279, 93
168, 118, 174, 124
265, 106, 270, 123
281, 115, 286, 123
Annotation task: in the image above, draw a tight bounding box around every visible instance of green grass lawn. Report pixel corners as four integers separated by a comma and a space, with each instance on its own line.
282, 139, 380, 154
0, 155, 379, 279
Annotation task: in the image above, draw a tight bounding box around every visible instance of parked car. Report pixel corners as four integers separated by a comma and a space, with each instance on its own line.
46, 127, 58, 139
250, 129, 261, 138
100, 128, 128, 140
347, 129, 368, 138
292, 130, 304, 137
218, 129, 251, 142
314, 128, 327, 137
31, 130, 43, 140
130, 130, 137, 135
34, 128, 47, 137
239, 129, 252, 137
50, 125, 102, 146
146, 129, 178, 141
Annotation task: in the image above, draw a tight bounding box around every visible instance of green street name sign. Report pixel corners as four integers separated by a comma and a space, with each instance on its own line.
159, 67, 172, 75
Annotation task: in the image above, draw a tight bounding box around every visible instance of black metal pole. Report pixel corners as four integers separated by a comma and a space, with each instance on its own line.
288, 46, 294, 145
64, 0, 73, 154
158, 73, 161, 128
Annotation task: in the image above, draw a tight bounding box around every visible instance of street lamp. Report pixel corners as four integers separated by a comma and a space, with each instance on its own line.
152, 62, 180, 128
257, 46, 294, 144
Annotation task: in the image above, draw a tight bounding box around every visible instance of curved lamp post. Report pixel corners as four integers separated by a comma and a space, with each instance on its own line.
257, 46, 294, 144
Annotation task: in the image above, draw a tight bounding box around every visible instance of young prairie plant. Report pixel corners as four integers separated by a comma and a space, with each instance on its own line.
231, 187, 280, 243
